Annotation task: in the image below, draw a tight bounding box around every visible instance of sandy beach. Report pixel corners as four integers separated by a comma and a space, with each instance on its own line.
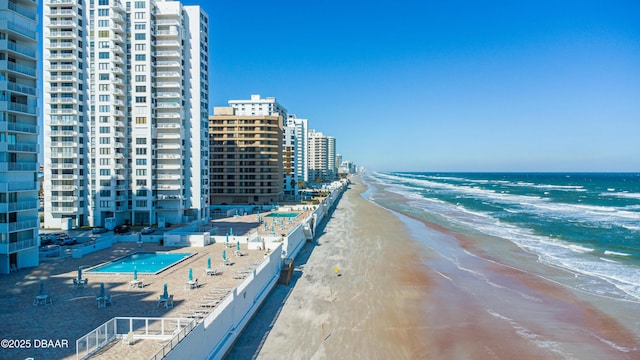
230, 175, 640, 359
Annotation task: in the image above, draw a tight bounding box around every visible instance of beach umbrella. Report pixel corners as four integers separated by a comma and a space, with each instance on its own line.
230, 227, 233, 235
222, 249, 227, 262
225, 233, 229, 245
236, 241, 241, 251
99, 282, 105, 298
77, 266, 82, 281
163, 283, 169, 299
188, 267, 193, 281
133, 269, 138, 281
207, 257, 211, 269
39, 280, 45, 296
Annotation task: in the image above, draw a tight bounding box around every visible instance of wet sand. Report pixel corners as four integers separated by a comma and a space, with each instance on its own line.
243, 176, 640, 359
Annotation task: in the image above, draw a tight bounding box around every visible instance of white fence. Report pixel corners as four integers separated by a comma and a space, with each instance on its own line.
75, 317, 195, 360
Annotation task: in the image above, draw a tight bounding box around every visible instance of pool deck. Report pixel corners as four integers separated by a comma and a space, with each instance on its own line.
0, 210, 310, 360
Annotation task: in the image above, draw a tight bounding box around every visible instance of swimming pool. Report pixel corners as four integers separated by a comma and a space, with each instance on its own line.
265, 212, 299, 218
87, 252, 194, 274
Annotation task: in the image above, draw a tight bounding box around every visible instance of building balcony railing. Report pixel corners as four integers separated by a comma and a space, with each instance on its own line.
0, 218, 39, 233
8, 1, 37, 21
0, 238, 38, 254
0, 162, 37, 172
7, 142, 37, 153
0, 18, 37, 40
0, 60, 36, 77
1, 121, 37, 134
0, 101, 37, 115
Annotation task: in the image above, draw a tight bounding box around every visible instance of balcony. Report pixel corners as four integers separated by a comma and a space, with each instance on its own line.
0, 238, 38, 254
0, 60, 36, 77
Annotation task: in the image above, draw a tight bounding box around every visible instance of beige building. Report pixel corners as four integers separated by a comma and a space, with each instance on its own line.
209, 107, 283, 205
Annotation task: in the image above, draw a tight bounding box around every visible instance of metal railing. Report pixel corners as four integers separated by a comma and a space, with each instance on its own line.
76, 317, 195, 360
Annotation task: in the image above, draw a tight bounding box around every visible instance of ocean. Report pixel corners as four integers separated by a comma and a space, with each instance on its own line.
363, 172, 640, 303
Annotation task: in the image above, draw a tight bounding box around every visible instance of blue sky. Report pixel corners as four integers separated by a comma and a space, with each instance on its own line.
199, 0, 640, 172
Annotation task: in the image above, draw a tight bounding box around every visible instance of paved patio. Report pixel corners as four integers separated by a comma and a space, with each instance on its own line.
0, 211, 310, 360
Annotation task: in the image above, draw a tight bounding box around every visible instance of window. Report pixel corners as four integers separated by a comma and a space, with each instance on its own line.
135, 54, 146, 61
99, 105, 110, 112
98, 20, 109, 28
134, 65, 145, 72
98, 30, 109, 38
99, 126, 110, 133
98, 52, 109, 59
135, 86, 146, 92
135, 169, 147, 176
98, 63, 108, 70
135, 75, 146, 82
136, 179, 147, 186
99, 74, 109, 80
99, 84, 109, 91
134, 44, 146, 51
98, 41, 109, 48
99, 137, 110, 144
135, 159, 147, 165
98, 9, 109, 16
99, 148, 110, 154
135, 117, 147, 124
134, 33, 146, 41
134, 12, 145, 19
135, 138, 147, 144
136, 200, 147, 207
135, 148, 147, 155
99, 158, 110, 165
135, 96, 146, 103
136, 189, 147, 196
134, 23, 146, 30
134, 1, 146, 8
98, 95, 110, 102
99, 169, 111, 176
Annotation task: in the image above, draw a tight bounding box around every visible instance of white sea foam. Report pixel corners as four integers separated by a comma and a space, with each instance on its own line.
604, 250, 631, 257
600, 191, 640, 200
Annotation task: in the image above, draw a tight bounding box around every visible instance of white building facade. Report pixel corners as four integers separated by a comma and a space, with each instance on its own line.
0, 0, 39, 273
43, 0, 208, 229
286, 115, 308, 185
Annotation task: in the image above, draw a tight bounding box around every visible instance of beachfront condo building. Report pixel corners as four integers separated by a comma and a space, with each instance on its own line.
286, 114, 308, 186
282, 122, 297, 199
43, 0, 209, 229
209, 106, 284, 205
308, 130, 337, 183
0, 0, 39, 274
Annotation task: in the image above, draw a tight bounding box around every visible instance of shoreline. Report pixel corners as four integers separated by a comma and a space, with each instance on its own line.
241, 175, 639, 359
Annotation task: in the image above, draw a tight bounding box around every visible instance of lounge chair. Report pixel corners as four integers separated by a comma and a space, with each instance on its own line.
122, 331, 134, 346
10, 264, 17, 273
166, 295, 174, 308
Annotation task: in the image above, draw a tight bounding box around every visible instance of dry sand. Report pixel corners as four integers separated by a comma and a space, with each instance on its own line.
230, 176, 640, 360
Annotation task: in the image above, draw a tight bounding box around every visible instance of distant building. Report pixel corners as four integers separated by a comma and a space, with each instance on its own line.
43, 0, 209, 228
286, 116, 309, 185
0, 0, 39, 273
228, 94, 287, 118
209, 107, 284, 204
308, 130, 337, 183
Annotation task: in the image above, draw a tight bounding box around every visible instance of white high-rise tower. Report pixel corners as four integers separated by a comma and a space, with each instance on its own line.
0, 0, 39, 273
43, 0, 209, 229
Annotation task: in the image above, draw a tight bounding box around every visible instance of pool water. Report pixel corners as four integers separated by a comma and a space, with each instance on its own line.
265, 212, 299, 218
87, 252, 193, 274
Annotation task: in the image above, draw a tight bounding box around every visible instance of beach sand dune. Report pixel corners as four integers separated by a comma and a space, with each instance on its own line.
233, 176, 639, 359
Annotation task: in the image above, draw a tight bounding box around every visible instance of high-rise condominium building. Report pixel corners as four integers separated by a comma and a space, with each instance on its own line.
0, 0, 39, 274
43, 0, 209, 229
286, 114, 308, 185
308, 130, 337, 183
209, 106, 283, 205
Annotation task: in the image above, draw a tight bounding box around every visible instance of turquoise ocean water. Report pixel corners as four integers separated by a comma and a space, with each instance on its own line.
364, 172, 640, 302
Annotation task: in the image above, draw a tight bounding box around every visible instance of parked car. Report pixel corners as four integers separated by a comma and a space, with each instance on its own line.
39, 235, 53, 247
113, 224, 130, 234
141, 227, 155, 235
60, 237, 77, 246
92, 227, 107, 234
